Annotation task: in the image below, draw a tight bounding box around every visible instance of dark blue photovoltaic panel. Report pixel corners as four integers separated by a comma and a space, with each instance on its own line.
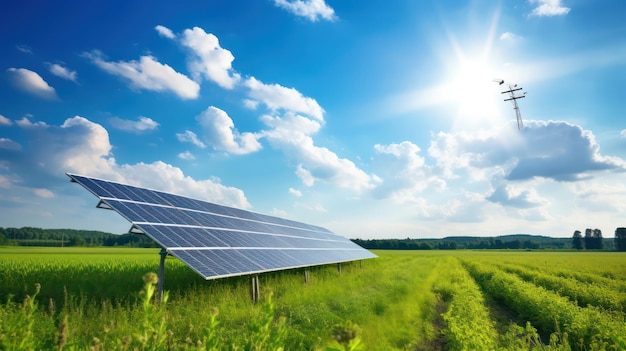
68, 173, 376, 280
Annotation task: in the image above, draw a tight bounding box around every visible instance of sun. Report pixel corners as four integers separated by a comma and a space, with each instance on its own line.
438, 9, 509, 130
446, 55, 502, 128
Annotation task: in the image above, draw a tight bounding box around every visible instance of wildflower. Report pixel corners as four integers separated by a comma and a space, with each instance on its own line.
142, 272, 158, 285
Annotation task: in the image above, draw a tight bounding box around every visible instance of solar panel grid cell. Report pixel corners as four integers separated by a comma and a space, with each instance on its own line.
136, 224, 180, 248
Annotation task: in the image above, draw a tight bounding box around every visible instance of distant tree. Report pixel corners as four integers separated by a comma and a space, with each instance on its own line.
615, 227, 626, 252
572, 230, 583, 250
593, 228, 603, 250
584, 228, 593, 250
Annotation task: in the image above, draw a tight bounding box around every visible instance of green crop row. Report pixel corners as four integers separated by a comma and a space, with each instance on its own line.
462, 260, 626, 350
514, 262, 626, 293
494, 262, 626, 313
432, 257, 498, 350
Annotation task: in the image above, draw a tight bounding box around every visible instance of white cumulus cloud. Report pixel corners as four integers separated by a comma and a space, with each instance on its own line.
273, 0, 337, 22
289, 187, 302, 197
109, 116, 159, 133
0, 115, 12, 126
180, 27, 241, 89
47, 63, 78, 82
372, 141, 445, 202
177, 151, 196, 160
500, 32, 521, 41
3, 116, 251, 209
196, 106, 262, 155
16, 116, 48, 128
245, 77, 325, 121
260, 112, 375, 192
155, 25, 176, 39
84, 51, 200, 99
176, 130, 207, 149
427, 121, 626, 183
530, 0, 570, 16
6, 68, 58, 100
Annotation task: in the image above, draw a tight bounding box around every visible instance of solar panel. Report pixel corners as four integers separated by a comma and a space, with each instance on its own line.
67, 173, 376, 280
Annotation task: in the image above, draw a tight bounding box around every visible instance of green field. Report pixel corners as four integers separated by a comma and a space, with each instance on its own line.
1, 247, 625, 350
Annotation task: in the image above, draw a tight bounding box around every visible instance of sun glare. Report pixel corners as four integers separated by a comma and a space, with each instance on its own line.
437, 8, 510, 131
446, 55, 503, 129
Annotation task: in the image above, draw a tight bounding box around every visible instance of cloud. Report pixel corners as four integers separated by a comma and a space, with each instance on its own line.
1, 116, 251, 209
487, 183, 549, 208
155, 25, 176, 39
621, 129, 626, 138
244, 77, 325, 121
273, 0, 337, 22
176, 130, 207, 148
6, 68, 58, 100
260, 112, 375, 192
196, 106, 262, 155
34, 188, 54, 198
500, 32, 520, 41
289, 187, 302, 197
109, 116, 159, 133
372, 141, 445, 202
530, 0, 570, 16
0, 138, 22, 151
47, 63, 78, 82
427, 121, 626, 183
16, 45, 32, 54
506, 121, 625, 181
83, 51, 200, 99
243, 99, 260, 110
0, 115, 12, 126
180, 27, 241, 89
16, 116, 48, 128
177, 151, 195, 160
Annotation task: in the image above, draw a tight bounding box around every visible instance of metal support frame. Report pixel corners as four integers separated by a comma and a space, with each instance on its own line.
304, 269, 310, 283
158, 247, 167, 303
337, 262, 342, 274
251, 275, 260, 303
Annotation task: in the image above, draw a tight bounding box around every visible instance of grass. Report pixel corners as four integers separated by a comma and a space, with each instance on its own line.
1, 247, 625, 350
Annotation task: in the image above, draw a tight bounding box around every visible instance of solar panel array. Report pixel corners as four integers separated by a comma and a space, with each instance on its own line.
68, 173, 376, 280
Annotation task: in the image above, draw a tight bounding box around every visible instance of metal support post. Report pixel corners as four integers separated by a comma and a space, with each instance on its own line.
251, 275, 260, 303
304, 269, 310, 283
158, 248, 167, 303
337, 262, 342, 274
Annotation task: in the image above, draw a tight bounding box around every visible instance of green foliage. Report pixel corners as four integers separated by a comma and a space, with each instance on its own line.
0, 284, 43, 350
0, 227, 157, 247
463, 259, 626, 350
324, 322, 363, 351
434, 258, 498, 350
244, 292, 287, 351
1, 248, 625, 350
494, 262, 626, 312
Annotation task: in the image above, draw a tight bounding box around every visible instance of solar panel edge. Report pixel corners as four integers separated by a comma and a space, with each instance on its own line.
68, 172, 340, 235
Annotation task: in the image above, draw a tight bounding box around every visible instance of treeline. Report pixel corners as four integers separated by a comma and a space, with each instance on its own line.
571, 228, 626, 251
353, 234, 619, 251
353, 237, 542, 251
0, 227, 158, 247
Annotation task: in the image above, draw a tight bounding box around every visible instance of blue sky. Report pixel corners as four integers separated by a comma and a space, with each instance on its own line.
1, 0, 625, 239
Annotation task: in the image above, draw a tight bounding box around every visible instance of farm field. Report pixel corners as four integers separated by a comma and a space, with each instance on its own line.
1, 247, 625, 350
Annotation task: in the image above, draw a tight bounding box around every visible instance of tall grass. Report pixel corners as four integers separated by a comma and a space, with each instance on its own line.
1, 248, 625, 350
